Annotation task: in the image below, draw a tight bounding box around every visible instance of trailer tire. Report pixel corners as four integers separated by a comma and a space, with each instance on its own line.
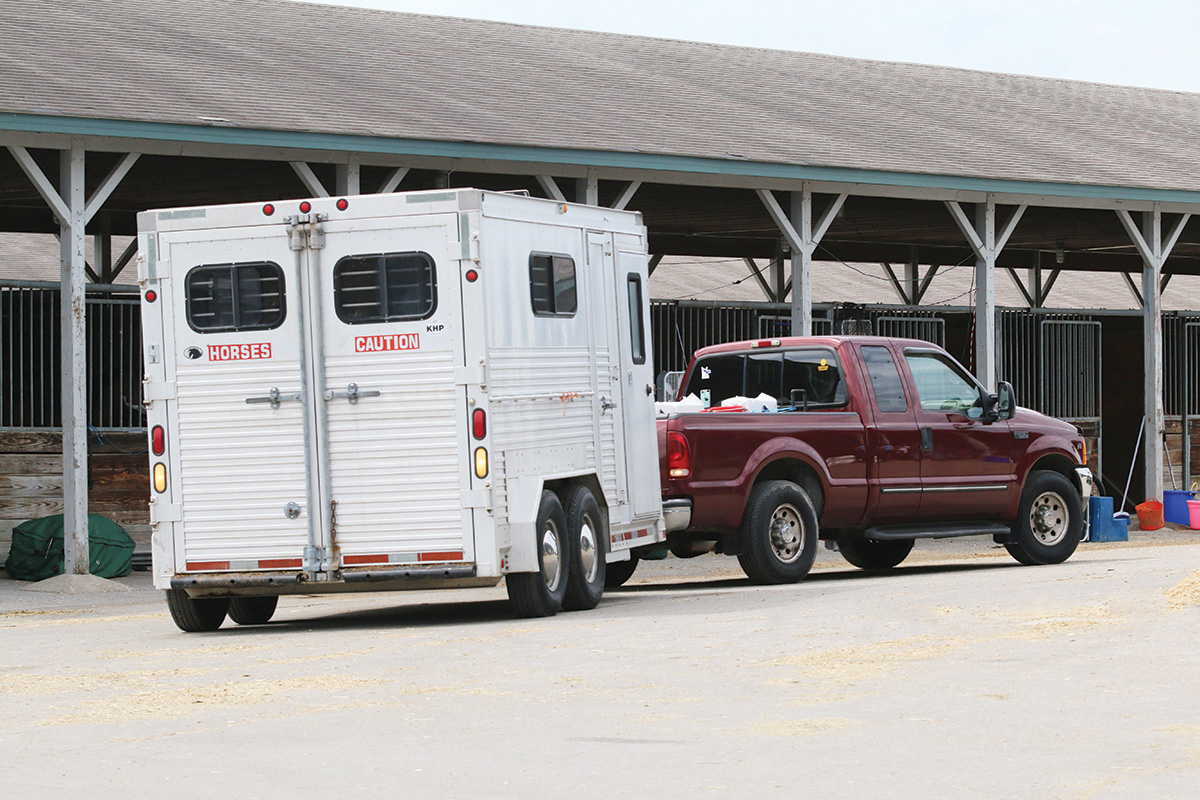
228, 596, 279, 625
737, 480, 818, 584
166, 589, 230, 633
507, 490, 570, 618
1005, 470, 1082, 565
837, 535, 913, 570
604, 552, 639, 588
561, 485, 606, 611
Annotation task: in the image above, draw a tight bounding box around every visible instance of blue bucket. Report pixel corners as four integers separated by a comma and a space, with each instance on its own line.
1163, 490, 1197, 526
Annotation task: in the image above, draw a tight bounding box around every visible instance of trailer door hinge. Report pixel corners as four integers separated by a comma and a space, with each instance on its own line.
143, 380, 176, 402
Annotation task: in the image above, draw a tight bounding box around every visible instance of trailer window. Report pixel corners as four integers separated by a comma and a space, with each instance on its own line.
627, 274, 645, 364
529, 253, 577, 316
185, 262, 285, 333
334, 251, 437, 324
861, 346, 908, 413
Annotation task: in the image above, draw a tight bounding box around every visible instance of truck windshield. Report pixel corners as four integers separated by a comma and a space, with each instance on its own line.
684, 348, 847, 410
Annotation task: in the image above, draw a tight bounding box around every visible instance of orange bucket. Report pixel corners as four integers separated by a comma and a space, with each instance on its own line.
1135, 499, 1164, 530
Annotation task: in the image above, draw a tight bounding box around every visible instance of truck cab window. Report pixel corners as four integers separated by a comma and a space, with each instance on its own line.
185, 262, 284, 333
861, 346, 907, 412
782, 349, 847, 408
334, 251, 437, 324
684, 354, 744, 408
905, 350, 984, 418
529, 253, 577, 316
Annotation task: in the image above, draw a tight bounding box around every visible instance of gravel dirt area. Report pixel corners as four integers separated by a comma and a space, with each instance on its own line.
3, 525, 1199, 799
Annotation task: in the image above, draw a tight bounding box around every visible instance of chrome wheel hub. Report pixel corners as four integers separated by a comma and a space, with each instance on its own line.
1030, 491, 1068, 546
540, 521, 563, 591
578, 516, 598, 583
769, 503, 804, 563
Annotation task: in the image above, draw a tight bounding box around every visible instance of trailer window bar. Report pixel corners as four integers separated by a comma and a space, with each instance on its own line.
333, 251, 437, 324
184, 262, 285, 333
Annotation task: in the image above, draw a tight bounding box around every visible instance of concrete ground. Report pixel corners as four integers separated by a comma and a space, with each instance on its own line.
3, 527, 1200, 799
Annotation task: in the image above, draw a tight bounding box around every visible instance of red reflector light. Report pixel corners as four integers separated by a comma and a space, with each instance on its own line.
144, 290, 157, 303
336, 198, 349, 211
465, 269, 478, 282
749, 339, 781, 348
262, 203, 275, 216
667, 431, 691, 478
299, 201, 312, 213
151, 425, 165, 456
472, 408, 486, 439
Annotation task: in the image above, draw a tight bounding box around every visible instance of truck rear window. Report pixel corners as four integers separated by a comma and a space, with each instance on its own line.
185, 262, 285, 333
334, 251, 437, 324
684, 348, 847, 410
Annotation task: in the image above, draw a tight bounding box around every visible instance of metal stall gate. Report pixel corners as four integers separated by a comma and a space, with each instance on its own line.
0, 281, 144, 431
1164, 318, 1200, 490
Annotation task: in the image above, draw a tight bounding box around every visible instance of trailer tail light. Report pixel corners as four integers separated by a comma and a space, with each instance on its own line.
472, 408, 486, 439
667, 431, 691, 478
474, 447, 488, 479
153, 463, 167, 493
151, 425, 166, 456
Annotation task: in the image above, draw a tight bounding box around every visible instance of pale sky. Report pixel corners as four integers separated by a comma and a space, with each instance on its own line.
306, 0, 1200, 93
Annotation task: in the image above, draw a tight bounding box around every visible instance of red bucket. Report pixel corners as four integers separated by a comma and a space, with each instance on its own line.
1135, 499, 1164, 530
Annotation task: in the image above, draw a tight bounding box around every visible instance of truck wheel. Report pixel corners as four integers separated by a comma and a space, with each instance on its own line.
562, 485, 606, 611
837, 535, 913, 569
604, 552, 639, 588
1005, 470, 1083, 565
165, 589, 230, 632
737, 480, 819, 584
228, 596, 279, 625
506, 490, 571, 617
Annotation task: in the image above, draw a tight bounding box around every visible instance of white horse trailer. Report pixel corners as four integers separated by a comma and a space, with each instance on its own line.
137, 189, 663, 631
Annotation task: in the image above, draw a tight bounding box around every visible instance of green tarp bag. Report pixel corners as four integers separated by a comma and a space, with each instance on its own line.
4, 513, 134, 581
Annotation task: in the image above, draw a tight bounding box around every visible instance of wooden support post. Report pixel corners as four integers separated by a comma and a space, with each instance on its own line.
791, 188, 813, 336
335, 154, 361, 195
60, 140, 89, 575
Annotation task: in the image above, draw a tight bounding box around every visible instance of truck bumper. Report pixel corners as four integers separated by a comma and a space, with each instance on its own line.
663, 498, 693, 532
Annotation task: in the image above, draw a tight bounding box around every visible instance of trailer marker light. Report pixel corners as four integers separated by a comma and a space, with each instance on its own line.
465, 269, 478, 282
151, 425, 165, 456
144, 289, 157, 303
474, 447, 488, 478
153, 463, 167, 493
472, 408, 486, 439
299, 201, 312, 213
262, 203, 275, 216
336, 198, 349, 211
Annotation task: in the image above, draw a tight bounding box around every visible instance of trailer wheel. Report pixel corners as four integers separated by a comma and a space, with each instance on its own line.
737, 480, 818, 584
507, 490, 570, 618
1005, 470, 1082, 565
562, 485, 606, 611
837, 535, 913, 570
165, 589, 230, 632
228, 596, 279, 625
604, 552, 639, 588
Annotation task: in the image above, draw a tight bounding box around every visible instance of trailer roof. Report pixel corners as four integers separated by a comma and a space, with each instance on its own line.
3, 0, 1200, 197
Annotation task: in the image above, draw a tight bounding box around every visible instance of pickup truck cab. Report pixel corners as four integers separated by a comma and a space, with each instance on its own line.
614, 336, 1093, 586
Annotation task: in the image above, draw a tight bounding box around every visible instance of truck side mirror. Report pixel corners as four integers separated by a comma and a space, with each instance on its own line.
995, 381, 1016, 420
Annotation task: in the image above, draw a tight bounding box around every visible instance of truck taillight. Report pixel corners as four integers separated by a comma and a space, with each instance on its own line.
667, 431, 691, 478
749, 339, 780, 348
472, 408, 486, 439
151, 425, 165, 456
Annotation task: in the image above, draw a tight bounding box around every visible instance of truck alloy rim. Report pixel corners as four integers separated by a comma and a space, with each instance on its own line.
578, 516, 599, 583
541, 521, 563, 591
770, 503, 805, 563
1030, 491, 1068, 545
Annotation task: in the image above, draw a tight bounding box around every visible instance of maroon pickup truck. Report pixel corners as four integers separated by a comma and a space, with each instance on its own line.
608, 336, 1093, 587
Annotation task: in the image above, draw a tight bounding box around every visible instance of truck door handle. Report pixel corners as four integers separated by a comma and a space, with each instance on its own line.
920, 427, 933, 451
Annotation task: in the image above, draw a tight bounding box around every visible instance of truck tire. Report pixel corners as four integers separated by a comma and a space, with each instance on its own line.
228, 596, 279, 625
604, 552, 639, 588
166, 589, 230, 633
562, 485, 606, 611
837, 535, 913, 570
507, 490, 571, 617
1005, 470, 1083, 565
737, 480, 819, 584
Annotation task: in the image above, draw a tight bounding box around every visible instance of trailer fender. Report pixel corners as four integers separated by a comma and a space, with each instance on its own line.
504, 475, 545, 573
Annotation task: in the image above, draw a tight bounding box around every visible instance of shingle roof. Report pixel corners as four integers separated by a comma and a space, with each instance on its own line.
3, 0, 1200, 194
